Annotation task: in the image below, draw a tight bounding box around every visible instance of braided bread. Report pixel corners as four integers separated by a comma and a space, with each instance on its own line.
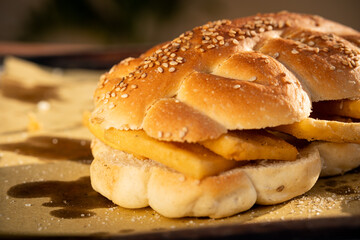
89, 11, 360, 218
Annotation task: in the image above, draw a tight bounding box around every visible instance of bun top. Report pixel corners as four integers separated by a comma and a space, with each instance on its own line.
91, 11, 360, 143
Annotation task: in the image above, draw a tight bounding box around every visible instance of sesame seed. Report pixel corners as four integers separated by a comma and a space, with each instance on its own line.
248, 76, 257, 81
273, 52, 280, 58
162, 62, 169, 68
207, 44, 215, 49
308, 41, 315, 46
170, 53, 176, 58
121, 94, 129, 98
164, 132, 172, 138
109, 102, 115, 109
233, 84, 241, 89
176, 57, 184, 62
179, 127, 188, 138
103, 99, 109, 104
233, 39, 239, 45
321, 35, 328, 41
341, 60, 349, 66
350, 60, 356, 68
229, 29, 236, 34
131, 84, 138, 89
141, 73, 147, 78
330, 66, 336, 71
199, 48, 205, 52
157, 67, 164, 73
158, 131, 163, 138
291, 49, 299, 54
169, 67, 176, 73
111, 92, 116, 97
169, 61, 178, 66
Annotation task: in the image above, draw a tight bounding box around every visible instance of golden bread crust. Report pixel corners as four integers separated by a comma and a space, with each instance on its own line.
91, 11, 360, 142
259, 28, 360, 101
142, 98, 227, 142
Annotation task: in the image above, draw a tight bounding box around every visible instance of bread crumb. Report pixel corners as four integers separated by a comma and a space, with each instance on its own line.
248, 76, 257, 81
27, 112, 42, 132
37, 101, 51, 111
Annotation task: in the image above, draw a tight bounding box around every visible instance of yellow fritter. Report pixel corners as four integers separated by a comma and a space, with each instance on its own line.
87, 119, 237, 179
201, 130, 298, 161
274, 118, 360, 143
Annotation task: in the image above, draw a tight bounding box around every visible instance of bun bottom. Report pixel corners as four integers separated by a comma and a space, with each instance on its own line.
308, 142, 360, 177
90, 139, 321, 218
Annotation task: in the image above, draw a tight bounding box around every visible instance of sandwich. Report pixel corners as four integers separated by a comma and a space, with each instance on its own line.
86, 11, 360, 218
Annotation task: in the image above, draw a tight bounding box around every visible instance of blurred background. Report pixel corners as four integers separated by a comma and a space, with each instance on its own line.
0, 0, 359, 68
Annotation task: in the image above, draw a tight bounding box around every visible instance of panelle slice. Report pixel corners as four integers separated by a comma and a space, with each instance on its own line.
200, 130, 298, 161
274, 117, 360, 143
88, 119, 237, 179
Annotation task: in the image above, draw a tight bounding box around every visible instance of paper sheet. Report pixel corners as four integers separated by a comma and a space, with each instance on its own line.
0, 57, 359, 237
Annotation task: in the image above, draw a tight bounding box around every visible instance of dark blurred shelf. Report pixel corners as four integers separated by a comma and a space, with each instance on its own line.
0, 42, 148, 69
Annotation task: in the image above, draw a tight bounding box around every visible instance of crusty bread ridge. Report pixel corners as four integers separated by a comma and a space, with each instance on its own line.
90, 11, 360, 143
90, 139, 321, 218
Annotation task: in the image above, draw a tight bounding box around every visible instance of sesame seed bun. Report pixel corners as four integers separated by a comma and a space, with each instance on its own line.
88, 11, 360, 218
91, 11, 359, 142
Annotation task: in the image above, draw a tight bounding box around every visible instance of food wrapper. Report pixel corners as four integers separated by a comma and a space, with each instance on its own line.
0, 57, 359, 238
